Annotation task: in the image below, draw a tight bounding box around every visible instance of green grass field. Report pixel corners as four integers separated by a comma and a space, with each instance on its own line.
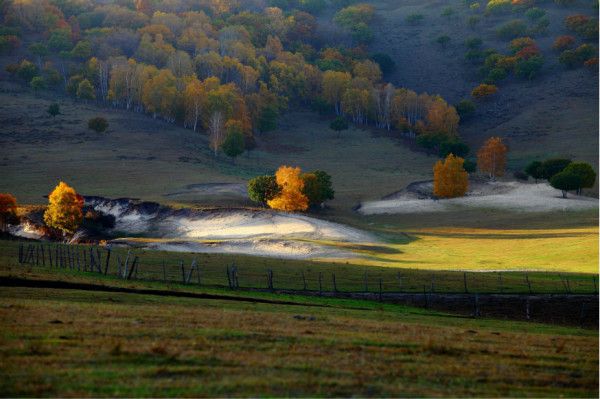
0, 279, 597, 397
3, 240, 597, 295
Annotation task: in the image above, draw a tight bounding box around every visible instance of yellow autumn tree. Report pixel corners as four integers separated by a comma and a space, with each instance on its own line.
44, 181, 84, 235
267, 166, 309, 212
477, 136, 507, 179
433, 154, 469, 198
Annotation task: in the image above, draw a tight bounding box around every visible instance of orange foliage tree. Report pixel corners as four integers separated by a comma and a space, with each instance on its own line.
43, 181, 84, 235
0, 193, 18, 231
471, 84, 498, 99
553, 35, 576, 51
477, 137, 508, 179
433, 154, 469, 199
267, 166, 309, 212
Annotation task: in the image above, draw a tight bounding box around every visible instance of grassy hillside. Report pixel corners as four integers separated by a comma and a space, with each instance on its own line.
368, 0, 598, 175
0, 81, 433, 210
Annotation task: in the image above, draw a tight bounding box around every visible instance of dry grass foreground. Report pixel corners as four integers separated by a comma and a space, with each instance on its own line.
0, 282, 597, 397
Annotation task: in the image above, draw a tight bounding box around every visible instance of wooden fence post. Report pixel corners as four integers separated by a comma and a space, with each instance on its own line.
593, 276, 597, 295
473, 294, 480, 318
498, 272, 503, 294
40, 244, 45, 267
127, 256, 138, 280
104, 248, 111, 275
181, 261, 186, 284
525, 297, 531, 320
463, 272, 468, 293
332, 273, 337, 294
430, 274, 435, 293
48, 244, 53, 267
579, 302, 586, 327
318, 272, 323, 296
525, 273, 532, 294
397, 272, 402, 293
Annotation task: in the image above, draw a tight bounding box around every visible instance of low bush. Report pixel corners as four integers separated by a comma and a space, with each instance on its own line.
88, 117, 109, 133
405, 13, 424, 25
496, 20, 527, 40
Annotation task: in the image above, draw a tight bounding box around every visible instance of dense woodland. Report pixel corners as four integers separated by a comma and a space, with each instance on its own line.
0, 0, 597, 204
0, 0, 517, 158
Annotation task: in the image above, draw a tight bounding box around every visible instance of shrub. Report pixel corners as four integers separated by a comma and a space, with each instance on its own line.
221, 128, 245, 159
88, 117, 108, 132
562, 162, 596, 194
405, 14, 424, 25
485, 67, 508, 83
436, 35, 451, 48
515, 45, 541, 60
455, 99, 476, 120
16, 60, 38, 82
559, 44, 597, 68
47, 103, 60, 117
552, 35, 576, 51
0, 35, 21, 54
509, 37, 535, 53
30, 76, 46, 90
439, 140, 470, 158
351, 22, 373, 44
496, 20, 527, 40
463, 159, 477, 173
301, 170, 335, 207
530, 17, 550, 35
584, 57, 598, 71
472, 83, 498, 99
515, 55, 544, 79
441, 7, 454, 17
330, 116, 349, 132
486, 0, 512, 14
525, 160, 544, 182
496, 55, 518, 70
525, 7, 546, 21
0, 193, 18, 231
465, 49, 484, 63
76, 79, 95, 100
513, 170, 529, 181
465, 37, 483, 49
550, 171, 580, 198
370, 53, 396, 75
565, 15, 598, 40
540, 158, 571, 180
467, 16, 480, 28
248, 175, 281, 205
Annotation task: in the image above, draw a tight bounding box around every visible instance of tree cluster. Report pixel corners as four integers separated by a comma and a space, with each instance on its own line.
3, 0, 462, 157
248, 166, 334, 211
525, 158, 596, 197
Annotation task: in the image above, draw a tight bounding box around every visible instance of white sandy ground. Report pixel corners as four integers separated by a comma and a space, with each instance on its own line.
91, 199, 377, 259
358, 181, 599, 215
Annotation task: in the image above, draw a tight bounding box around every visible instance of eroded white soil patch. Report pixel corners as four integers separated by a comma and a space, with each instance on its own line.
358, 181, 598, 215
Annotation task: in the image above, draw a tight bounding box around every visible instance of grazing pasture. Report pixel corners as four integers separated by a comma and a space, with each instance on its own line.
0, 280, 597, 397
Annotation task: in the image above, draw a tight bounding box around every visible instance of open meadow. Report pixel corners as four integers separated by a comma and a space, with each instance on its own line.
0, 0, 598, 396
